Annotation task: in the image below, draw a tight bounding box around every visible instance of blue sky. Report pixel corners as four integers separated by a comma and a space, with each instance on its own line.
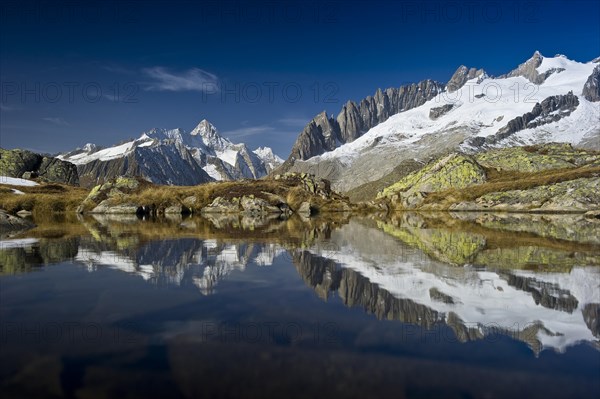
1, 0, 599, 157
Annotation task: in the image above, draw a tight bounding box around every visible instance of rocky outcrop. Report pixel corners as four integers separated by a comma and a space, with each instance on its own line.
378, 154, 486, 208
429, 104, 455, 120
582, 65, 600, 102
446, 65, 486, 92
474, 92, 579, 146
452, 177, 600, 212
78, 176, 147, 214
0, 148, 79, 185
501, 51, 565, 84
284, 79, 444, 162
0, 209, 35, 237
376, 144, 600, 212
201, 196, 283, 215
78, 173, 351, 216
288, 112, 340, 161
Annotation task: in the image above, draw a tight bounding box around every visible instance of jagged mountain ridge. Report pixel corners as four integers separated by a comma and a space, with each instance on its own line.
59, 120, 283, 188
280, 51, 600, 194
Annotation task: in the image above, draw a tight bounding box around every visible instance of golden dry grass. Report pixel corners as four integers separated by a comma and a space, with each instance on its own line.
0, 183, 88, 216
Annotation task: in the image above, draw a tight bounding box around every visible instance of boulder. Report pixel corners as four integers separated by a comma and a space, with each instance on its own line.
201, 197, 241, 214
240, 196, 281, 215
0, 209, 35, 237
297, 201, 315, 217
379, 153, 487, 207
0, 148, 78, 185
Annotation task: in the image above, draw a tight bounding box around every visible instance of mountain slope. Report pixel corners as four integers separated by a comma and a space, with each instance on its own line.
281, 52, 600, 194
59, 120, 283, 187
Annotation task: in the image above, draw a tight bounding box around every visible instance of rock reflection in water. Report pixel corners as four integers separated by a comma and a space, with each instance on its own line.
1, 211, 598, 354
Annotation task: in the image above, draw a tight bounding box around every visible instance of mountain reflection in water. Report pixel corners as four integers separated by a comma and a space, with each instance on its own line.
1, 212, 599, 398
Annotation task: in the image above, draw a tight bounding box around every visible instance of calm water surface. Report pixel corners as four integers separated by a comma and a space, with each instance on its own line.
1, 212, 599, 398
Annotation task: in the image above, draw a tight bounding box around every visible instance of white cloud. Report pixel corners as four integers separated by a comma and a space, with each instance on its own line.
42, 117, 70, 126
222, 125, 276, 138
142, 67, 219, 92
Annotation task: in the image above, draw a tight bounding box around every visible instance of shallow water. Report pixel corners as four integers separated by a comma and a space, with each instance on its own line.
1, 212, 599, 398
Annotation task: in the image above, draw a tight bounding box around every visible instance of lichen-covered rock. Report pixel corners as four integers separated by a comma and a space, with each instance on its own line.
91, 201, 140, 214
78, 176, 146, 214
475, 143, 600, 172
201, 197, 241, 214
240, 196, 281, 215
0, 148, 78, 185
463, 177, 600, 212
379, 154, 486, 205
37, 157, 79, 185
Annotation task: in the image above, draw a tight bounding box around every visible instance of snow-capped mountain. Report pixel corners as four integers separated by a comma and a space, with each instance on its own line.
253, 146, 284, 173
281, 52, 600, 193
58, 120, 283, 187
296, 219, 600, 354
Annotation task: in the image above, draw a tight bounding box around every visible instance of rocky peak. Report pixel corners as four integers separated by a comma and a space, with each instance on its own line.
503, 50, 547, 83
446, 65, 486, 92
189, 119, 231, 151
190, 119, 219, 138
284, 79, 444, 163
82, 143, 100, 153
582, 65, 600, 102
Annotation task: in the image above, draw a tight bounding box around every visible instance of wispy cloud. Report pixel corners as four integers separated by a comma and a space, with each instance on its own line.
142, 67, 219, 92
42, 117, 70, 126
222, 125, 276, 139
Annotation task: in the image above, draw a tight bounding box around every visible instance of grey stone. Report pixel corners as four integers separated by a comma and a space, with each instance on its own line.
583, 65, 600, 102
446, 65, 486, 93
429, 104, 455, 120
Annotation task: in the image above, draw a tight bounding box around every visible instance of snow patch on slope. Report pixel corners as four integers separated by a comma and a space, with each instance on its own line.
0, 176, 40, 186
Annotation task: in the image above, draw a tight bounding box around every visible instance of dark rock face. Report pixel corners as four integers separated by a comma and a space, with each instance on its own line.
76, 145, 211, 188
286, 79, 444, 162
292, 250, 441, 328
429, 104, 455, 120
582, 65, 600, 102
472, 92, 579, 146
446, 65, 486, 92
503, 273, 579, 313
582, 303, 600, 337
288, 112, 340, 161
0, 148, 79, 185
